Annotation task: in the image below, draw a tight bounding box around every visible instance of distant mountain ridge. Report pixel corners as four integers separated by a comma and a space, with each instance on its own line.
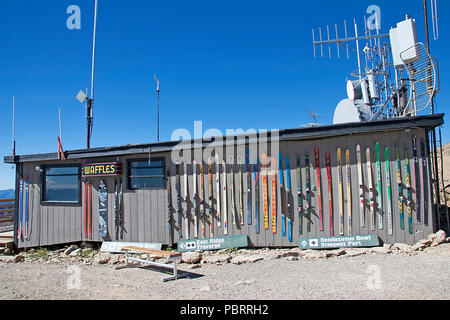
0, 189, 15, 199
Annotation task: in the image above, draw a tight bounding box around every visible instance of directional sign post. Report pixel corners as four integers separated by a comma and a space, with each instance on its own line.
178, 234, 248, 252
298, 234, 379, 250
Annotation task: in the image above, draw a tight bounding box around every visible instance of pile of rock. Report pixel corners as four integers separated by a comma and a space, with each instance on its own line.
180, 230, 450, 267
1, 230, 449, 265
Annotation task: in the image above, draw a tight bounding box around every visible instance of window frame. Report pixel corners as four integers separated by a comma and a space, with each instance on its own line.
41, 164, 82, 206
126, 158, 166, 191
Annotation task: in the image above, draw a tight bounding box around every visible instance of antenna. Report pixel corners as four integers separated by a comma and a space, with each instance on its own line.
154, 73, 160, 142
431, 0, 439, 40
59, 107, 62, 142
12, 96, 15, 158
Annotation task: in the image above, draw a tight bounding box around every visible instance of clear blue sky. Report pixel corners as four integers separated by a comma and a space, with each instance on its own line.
0, 0, 448, 189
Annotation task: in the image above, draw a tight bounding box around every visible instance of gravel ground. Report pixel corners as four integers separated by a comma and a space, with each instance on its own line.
0, 244, 449, 300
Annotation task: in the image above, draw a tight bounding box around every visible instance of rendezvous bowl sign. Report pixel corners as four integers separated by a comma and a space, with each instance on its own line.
298, 234, 380, 250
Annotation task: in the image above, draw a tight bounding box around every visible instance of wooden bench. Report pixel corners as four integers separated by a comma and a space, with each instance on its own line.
115, 246, 188, 282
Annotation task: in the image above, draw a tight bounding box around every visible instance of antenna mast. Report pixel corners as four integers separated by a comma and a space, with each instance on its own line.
154, 73, 160, 142
12, 96, 15, 159
87, 0, 98, 149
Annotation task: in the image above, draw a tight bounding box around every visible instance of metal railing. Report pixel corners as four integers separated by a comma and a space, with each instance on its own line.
0, 199, 15, 231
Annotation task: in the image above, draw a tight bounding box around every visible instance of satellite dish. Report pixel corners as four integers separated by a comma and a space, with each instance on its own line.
333, 99, 361, 124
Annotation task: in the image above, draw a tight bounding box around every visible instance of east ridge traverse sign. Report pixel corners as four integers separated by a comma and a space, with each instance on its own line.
298, 234, 379, 249
178, 235, 248, 252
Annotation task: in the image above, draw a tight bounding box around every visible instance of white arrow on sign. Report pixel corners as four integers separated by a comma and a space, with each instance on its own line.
301, 241, 307, 247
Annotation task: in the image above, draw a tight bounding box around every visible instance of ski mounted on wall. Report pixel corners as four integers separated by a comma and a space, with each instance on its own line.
412, 136, 421, 223
262, 153, 269, 230
305, 153, 312, 233
375, 142, 383, 230
315, 148, 324, 231
215, 155, 221, 229
208, 158, 214, 238
254, 158, 260, 234
183, 162, 189, 239
230, 155, 236, 226
17, 177, 23, 241
366, 147, 375, 231
385, 147, 393, 236
420, 141, 429, 226
326, 152, 334, 237
199, 162, 205, 238
271, 157, 277, 234
296, 157, 303, 235
238, 155, 244, 226
193, 160, 198, 238
176, 164, 183, 239
286, 156, 293, 242
98, 180, 108, 238
404, 148, 413, 234
395, 146, 405, 231
279, 153, 286, 237
246, 149, 252, 225
167, 171, 174, 245
222, 160, 228, 235
345, 149, 352, 235
337, 148, 344, 235
356, 145, 365, 228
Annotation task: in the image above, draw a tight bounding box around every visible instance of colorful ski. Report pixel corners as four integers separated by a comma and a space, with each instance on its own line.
167, 171, 174, 245
176, 164, 183, 239
24, 177, 29, 239
345, 149, 352, 235
412, 136, 421, 222
208, 158, 214, 237
356, 145, 365, 228
98, 180, 108, 238
230, 155, 236, 226
286, 156, 292, 242
366, 147, 375, 231
192, 160, 198, 238
337, 148, 344, 235
114, 179, 119, 240
199, 162, 205, 238
421, 141, 429, 226
17, 177, 23, 241
246, 149, 252, 225
271, 157, 277, 234
385, 147, 393, 235
305, 153, 312, 233
222, 160, 228, 235
238, 155, 244, 226
262, 153, 269, 230
395, 146, 405, 230
119, 179, 124, 240
326, 152, 334, 236
84, 180, 87, 238
215, 154, 221, 228
254, 158, 260, 234
296, 157, 303, 235
404, 148, 413, 234
375, 142, 383, 230
279, 153, 286, 236
183, 162, 189, 239
315, 148, 324, 231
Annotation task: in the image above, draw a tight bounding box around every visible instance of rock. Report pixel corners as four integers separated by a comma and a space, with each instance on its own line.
13, 255, 25, 263
343, 249, 367, 257
447, 237, 450, 243
302, 251, 325, 260
3, 248, 13, 256
428, 230, 446, 247
392, 243, 412, 252
189, 264, 201, 269
201, 254, 232, 264
231, 255, 264, 265
418, 239, 432, 247
69, 248, 81, 257
372, 246, 392, 254
94, 253, 111, 265
383, 243, 393, 250
182, 252, 202, 264
64, 245, 78, 255
279, 248, 301, 258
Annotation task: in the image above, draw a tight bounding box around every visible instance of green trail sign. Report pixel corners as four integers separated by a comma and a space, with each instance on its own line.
178, 235, 248, 252
298, 234, 380, 250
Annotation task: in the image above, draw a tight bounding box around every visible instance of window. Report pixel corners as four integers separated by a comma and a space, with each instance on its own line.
127, 158, 166, 190
43, 166, 80, 203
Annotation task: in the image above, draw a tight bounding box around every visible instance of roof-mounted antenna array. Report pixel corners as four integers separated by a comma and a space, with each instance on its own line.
311, 9, 440, 124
